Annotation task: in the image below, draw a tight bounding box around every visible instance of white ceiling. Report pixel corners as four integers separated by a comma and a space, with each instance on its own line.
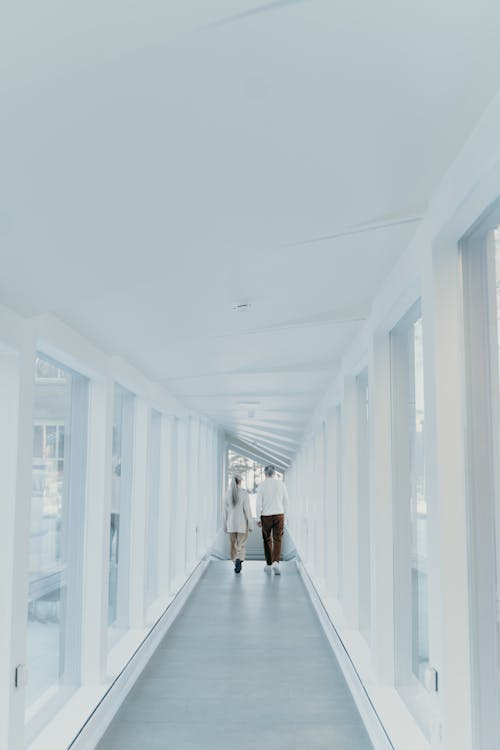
2, 0, 500, 466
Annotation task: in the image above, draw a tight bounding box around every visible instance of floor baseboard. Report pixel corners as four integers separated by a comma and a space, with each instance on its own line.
68, 560, 209, 750
297, 559, 395, 750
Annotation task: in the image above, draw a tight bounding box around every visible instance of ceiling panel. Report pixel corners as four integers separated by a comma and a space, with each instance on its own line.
2, 0, 500, 463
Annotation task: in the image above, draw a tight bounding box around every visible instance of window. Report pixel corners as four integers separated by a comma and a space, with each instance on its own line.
357, 369, 371, 642
391, 302, 429, 731
145, 410, 162, 607
108, 384, 135, 646
26, 354, 88, 730
461, 210, 500, 748
226, 450, 283, 518
35, 359, 66, 382
336, 404, 343, 602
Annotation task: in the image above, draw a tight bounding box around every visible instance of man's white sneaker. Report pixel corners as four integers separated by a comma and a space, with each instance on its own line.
272, 562, 281, 575
264, 564, 272, 573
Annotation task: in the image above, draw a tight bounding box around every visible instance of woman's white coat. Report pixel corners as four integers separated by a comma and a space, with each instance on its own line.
223, 488, 254, 533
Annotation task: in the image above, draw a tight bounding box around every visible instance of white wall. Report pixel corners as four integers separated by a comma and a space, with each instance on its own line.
0, 309, 223, 750
286, 86, 500, 750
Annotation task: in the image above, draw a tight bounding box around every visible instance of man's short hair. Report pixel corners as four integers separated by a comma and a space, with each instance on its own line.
264, 465, 276, 477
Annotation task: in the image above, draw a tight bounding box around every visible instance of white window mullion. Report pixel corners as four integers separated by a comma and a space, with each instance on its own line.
357, 368, 371, 643
128, 399, 150, 629
61, 373, 89, 688
462, 227, 500, 749
81, 378, 112, 686
168, 418, 179, 593
335, 404, 343, 604
1, 346, 24, 750
370, 333, 395, 684
341, 377, 359, 628
156, 414, 172, 602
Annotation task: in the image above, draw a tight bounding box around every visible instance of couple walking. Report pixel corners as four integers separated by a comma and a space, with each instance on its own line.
223, 465, 289, 575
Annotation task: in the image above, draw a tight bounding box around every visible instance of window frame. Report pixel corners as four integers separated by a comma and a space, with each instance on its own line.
145, 409, 162, 608
107, 383, 135, 648
25, 353, 89, 740
461, 204, 500, 749
390, 300, 432, 735
356, 368, 371, 643
336, 403, 343, 603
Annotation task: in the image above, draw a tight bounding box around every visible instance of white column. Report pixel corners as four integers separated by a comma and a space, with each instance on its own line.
324, 412, 339, 600
341, 376, 359, 628
157, 415, 173, 600
313, 427, 327, 588
301, 440, 311, 565
168, 419, 179, 593
81, 377, 113, 684
197, 421, 207, 556
186, 416, 200, 568
175, 419, 188, 584
320, 420, 331, 595
427, 243, 472, 747
312, 431, 321, 582
8, 335, 36, 750
369, 332, 395, 683
296, 449, 305, 555
0, 348, 21, 750
129, 399, 150, 629
212, 428, 221, 542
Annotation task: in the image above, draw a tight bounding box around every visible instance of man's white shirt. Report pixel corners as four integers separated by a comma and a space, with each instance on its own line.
256, 478, 288, 517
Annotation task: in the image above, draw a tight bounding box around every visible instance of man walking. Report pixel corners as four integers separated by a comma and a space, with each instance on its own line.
256, 465, 288, 575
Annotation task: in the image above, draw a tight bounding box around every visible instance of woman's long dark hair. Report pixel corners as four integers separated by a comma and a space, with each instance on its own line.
231, 476, 241, 506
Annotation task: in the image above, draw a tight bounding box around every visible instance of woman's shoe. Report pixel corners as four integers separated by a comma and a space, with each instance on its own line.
235, 558, 242, 574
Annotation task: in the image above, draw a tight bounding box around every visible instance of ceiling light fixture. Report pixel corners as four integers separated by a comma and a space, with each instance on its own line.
238, 401, 260, 407
232, 301, 251, 312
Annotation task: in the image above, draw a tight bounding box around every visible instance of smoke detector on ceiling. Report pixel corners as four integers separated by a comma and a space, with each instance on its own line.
232, 301, 251, 312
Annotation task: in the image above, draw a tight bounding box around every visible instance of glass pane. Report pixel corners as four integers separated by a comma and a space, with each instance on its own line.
146, 411, 162, 606
33, 425, 43, 458
357, 370, 370, 641
392, 301, 430, 732
410, 317, 429, 682
108, 384, 135, 640
493, 227, 500, 675
226, 450, 282, 518
495, 228, 500, 382
45, 425, 57, 459
336, 405, 343, 601
27, 586, 64, 704
58, 426, 65, 459
35, 359, 66, 381
27, 355, 87, 711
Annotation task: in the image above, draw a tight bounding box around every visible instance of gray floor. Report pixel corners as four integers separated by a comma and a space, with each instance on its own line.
97, 560, 374, 750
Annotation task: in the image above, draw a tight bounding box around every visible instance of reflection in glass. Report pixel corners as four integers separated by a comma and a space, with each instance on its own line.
108, 384, 135, 641
410, 318, 429, 682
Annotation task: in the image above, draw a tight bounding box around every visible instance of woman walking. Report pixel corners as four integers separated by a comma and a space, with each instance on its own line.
223, 476, 254, 573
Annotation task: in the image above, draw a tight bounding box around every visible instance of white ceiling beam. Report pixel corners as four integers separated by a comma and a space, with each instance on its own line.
226, 436, 288, 471
231, 433, 295, 464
